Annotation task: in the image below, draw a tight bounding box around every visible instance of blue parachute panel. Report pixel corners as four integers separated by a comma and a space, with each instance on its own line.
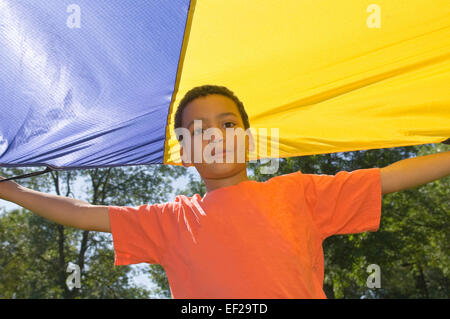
0, 0, 191, 168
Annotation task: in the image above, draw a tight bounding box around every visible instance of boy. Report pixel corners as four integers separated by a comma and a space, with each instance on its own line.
0, 84, 449, 298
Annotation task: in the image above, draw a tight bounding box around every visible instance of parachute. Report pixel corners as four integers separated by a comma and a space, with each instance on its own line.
1, 0, 449, 177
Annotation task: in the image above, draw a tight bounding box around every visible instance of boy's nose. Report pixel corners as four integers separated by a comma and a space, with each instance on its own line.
210, 135, 223, 143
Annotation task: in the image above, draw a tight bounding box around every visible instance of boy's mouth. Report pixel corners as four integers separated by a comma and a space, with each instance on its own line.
210, 147, 237, 159
211, 150, 231, 156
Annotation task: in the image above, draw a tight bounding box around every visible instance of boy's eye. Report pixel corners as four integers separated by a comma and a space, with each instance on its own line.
192, 122, 235, 135
224, 122, 236, 128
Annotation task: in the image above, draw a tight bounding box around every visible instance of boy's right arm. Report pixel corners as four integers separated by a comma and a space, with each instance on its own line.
0, 176, 111, 233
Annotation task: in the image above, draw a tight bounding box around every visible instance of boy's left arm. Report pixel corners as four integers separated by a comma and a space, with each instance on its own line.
380, 150, 450, 195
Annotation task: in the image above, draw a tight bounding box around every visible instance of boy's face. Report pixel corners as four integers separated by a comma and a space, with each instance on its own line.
179, 94, 253, 180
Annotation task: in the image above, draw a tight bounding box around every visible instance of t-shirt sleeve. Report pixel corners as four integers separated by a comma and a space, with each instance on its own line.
300, 167, 382, 240
108, 202, 176, 266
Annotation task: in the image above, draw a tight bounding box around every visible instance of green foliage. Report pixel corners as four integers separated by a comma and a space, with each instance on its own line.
147, 264, 172, 298
0, 208, 147, 298
249, 144, 449, 298
0, 164, 185, 298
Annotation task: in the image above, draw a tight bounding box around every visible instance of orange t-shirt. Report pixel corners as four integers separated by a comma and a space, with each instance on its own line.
108, 168, 382, 298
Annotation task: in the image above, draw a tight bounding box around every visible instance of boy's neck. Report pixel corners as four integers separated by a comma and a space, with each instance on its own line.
203, 169, 249, 194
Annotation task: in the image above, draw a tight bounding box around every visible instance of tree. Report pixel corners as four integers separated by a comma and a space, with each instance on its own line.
0, 164, 185, 298
249, 143, 449, 298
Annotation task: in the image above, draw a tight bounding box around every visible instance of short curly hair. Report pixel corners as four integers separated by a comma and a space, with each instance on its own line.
173, 85, 250, 140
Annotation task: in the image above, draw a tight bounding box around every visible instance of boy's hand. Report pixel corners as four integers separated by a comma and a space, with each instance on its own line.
0, 175, 19, 198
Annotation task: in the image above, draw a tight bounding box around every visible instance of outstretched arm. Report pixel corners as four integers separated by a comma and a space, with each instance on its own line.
380, 150, 450, 195
0, 176, 111, 232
